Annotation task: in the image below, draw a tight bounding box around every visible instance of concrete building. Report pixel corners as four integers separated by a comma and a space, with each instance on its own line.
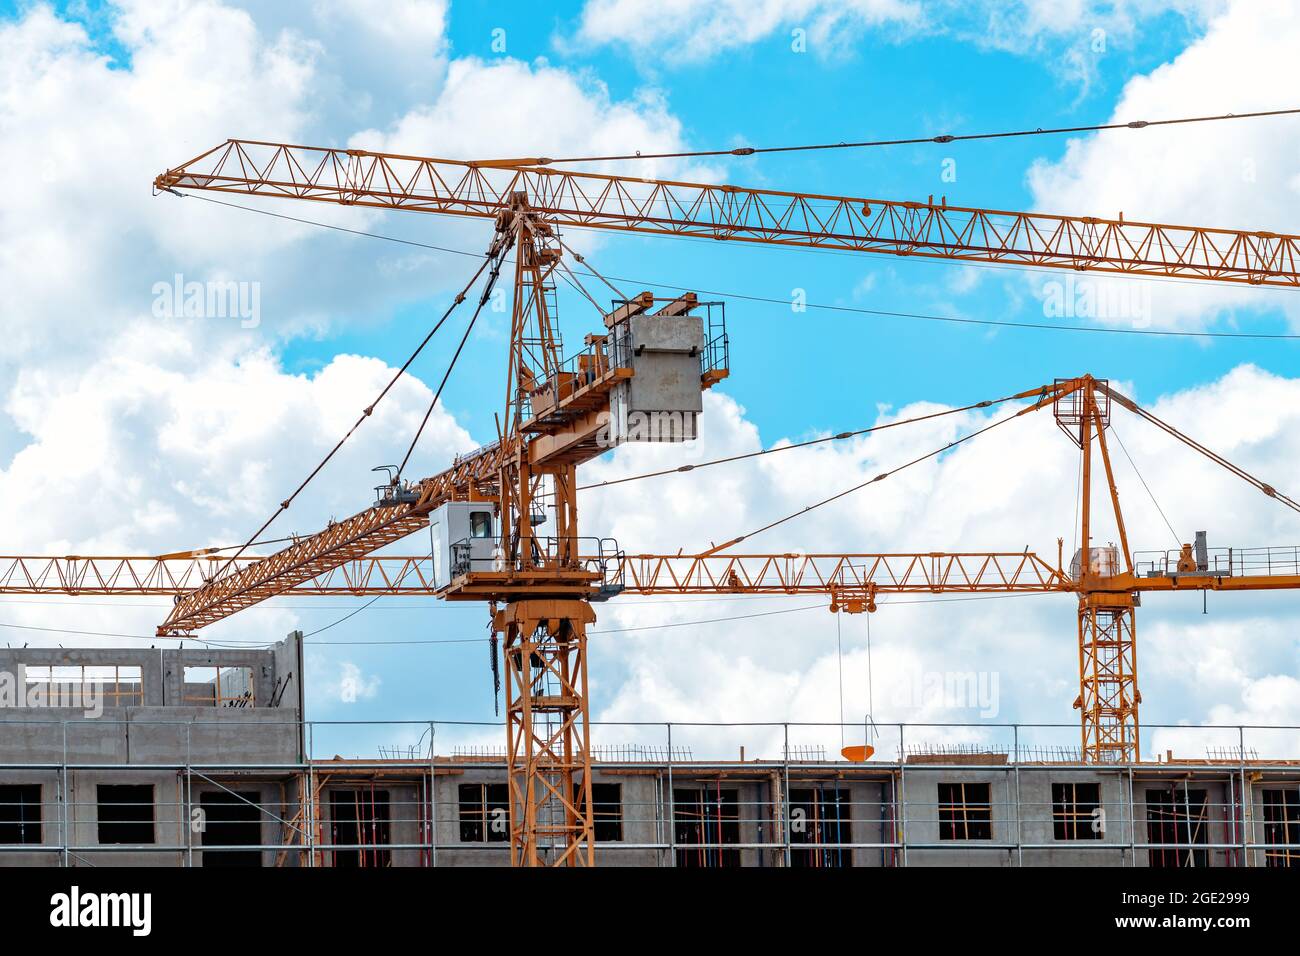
0, 636, 304, 866
0, 637, 1296, 867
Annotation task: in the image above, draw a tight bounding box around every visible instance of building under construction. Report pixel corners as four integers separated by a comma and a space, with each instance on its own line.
0, 634, 1295, 868
7, 132, 1300, 869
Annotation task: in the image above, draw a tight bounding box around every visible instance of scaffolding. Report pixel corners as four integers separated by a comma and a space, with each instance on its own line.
0, 718, 1296, 867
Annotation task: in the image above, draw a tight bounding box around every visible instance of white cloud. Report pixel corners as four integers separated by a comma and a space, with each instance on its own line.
1146, 675, 1300, 759
577, 0, 921, 63
118, 0, 450, 126
0, 0, 702, 653
0, 329, 474, 650
349, 55, 711, 185
963, 0, 1228, 91
1025, 0, 1300, 329
573, 0, 1223, 73
0, 1, 700, 367
1, 330, 472, 555
2, 4, 305, 357
1212, 674, 1300, 726
581, 366, 1300, 760
1141, 613, 1300, 757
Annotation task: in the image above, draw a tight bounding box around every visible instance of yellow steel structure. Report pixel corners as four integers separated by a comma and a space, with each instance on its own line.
13, 538, 1300, 602
154, 139, 1300, 286
8, 375, 1300, 769
14, 141, 1293, 865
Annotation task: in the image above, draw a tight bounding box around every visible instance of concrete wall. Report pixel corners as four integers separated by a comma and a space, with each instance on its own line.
0, 769, 300, 867
0, 706, 301, 766
0, 636, 305, 866
0, 639, 299, 709
1, 640, 1292, 867
430, 768, 669, 867
343, 765, 1300, 868
896, 767, 1134, 866
429, 771, 889, 868
0, 635, 304, 767
1, 762, 1293, 866
897, 768, 1252, 867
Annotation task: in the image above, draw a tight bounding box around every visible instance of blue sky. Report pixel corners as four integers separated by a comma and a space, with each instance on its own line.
265, 3, 1285, 428
2, 0, 1299, 760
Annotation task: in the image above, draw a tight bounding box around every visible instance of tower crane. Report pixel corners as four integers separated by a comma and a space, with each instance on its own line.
9, 374, 1300, 767
15, 138, 1300, 866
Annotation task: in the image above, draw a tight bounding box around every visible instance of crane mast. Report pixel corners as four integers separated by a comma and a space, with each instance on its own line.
479, 198, 602, 866
388, 194, 729, 864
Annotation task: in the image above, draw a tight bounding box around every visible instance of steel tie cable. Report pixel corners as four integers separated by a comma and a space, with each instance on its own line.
200, 246, 498, 581
504, 107, 1300, 166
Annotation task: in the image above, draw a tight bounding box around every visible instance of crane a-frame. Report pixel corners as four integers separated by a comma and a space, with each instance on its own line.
23, 139, 1300, 866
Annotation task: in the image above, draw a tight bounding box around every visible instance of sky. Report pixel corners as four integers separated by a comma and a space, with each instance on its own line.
1, 0, 1299, 762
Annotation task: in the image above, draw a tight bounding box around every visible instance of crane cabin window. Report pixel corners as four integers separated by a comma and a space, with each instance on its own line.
469, 511, 493, 538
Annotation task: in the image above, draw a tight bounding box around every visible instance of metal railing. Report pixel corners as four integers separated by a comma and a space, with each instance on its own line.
450, 535, 624, 588
1135, 545, 1300, 579
516, 298, 728, 424
519, 321, 633, 424
700, 303, 729, 380
0, 717, 1295, 866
